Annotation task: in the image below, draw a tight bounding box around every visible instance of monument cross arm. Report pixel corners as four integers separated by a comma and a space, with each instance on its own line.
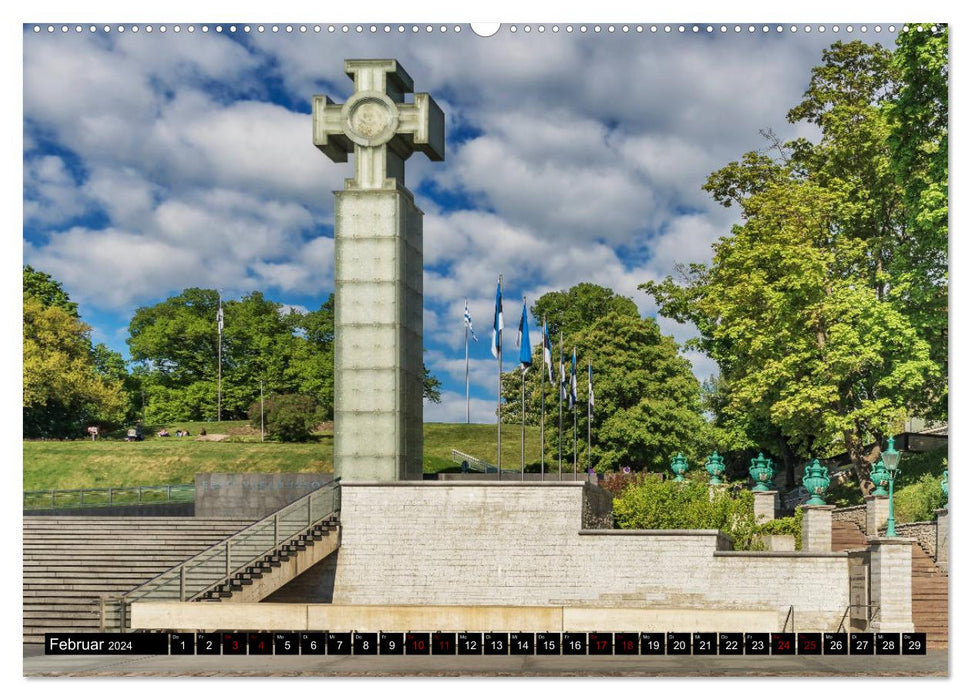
313, 59, 444, 190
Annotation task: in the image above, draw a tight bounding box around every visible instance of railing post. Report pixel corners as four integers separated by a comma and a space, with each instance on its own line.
167, 485, 172, 503
225, 542, 231, 577
138, 486, 143, 504
79, 490, 84, 507
179, 565, 186, 601
50, 489, 55, 509
274, 514, 279, 545
108, 487, 113, 505
308, 492, 313, 526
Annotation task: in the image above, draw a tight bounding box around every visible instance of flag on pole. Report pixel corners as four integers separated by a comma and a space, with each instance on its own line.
464, 298, 478, 342
491, 278, 503, 359
559, 350, 567, 400
569, 348, 577, 409
543, 321, 553, 383
517, 298, 532, 371
216, 305, 223, 332
588, 362, 595, 407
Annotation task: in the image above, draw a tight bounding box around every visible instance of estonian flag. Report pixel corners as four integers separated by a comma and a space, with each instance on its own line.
491, 278, 503, 359
517, 299, 532, 371
588, 362, 594, 408
559, 350, 567, 401
569, 348, 577, 409
216, 306, 224, 333
543, 321, 553, 383
464, 298, 477, 342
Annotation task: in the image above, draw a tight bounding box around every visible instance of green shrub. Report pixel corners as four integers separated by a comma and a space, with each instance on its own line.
248, 393, 323, 442
613, 478, 759, 550
755, 508, 804, 551
893, 472, 946, 523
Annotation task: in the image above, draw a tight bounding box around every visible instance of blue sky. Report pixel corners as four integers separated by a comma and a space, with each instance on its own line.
23, 22, 894, 422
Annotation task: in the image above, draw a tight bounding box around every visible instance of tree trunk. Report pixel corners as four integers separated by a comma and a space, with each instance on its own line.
777, 436, 798, 490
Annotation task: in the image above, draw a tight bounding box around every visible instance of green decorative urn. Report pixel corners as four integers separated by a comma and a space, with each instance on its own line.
670, 453, 689, 482
869, 458, 890, 497
802, 459, 831, 505
705, 451, 726, 485
942, 469, 948, 504
749, 453, 776, 491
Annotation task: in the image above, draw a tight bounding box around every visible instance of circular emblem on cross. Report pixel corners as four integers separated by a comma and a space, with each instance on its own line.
341, 90, 399, 147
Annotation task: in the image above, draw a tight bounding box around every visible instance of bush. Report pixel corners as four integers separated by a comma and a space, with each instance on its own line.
248, 393, 323, 442
755, 508, 804, 551
893, 472, 947, 523
613, 478, 759, 550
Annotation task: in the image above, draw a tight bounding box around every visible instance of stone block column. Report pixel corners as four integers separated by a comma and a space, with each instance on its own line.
801, 505, 834, 553
753, 491, 780, 524
935, 508, 948, 574
868, 538, 914, 633
866, 495, 889, 537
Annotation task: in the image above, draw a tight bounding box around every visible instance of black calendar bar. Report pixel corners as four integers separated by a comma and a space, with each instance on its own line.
41, 631, 928, 655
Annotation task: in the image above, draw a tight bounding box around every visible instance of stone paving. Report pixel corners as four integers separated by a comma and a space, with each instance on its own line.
23, 645, 947, 677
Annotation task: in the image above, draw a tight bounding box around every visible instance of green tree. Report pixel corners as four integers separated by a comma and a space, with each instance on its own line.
23, 265, 78, 318
249, 393, 323, 442
530, 282, 639, 338
886, 24, 948, 418
501, 291, 709, 473
23, 295, 127, 436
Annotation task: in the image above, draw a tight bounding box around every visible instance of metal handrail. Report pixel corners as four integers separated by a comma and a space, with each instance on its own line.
837, 604, 880, 633
24, 484, 195, 510
451, 449, 519, 474
123, 479, 340, 605
782, 605, 794, 633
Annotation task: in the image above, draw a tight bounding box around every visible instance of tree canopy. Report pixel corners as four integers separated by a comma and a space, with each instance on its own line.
642, 31, 947, 489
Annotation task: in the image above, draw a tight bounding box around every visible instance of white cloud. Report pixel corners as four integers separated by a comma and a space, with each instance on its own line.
424, 390, 497, 424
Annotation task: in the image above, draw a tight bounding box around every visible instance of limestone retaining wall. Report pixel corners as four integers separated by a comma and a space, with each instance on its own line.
893, 521, 937, 558
833, 505, 867, 532
330, 482, 850, 631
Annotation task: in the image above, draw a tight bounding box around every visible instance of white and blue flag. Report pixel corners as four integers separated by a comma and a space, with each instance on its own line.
569, 348, 577, 409
491, 277, 503, 359
464, 298, 477, 342
517, 299, 532, 371
588, 362, 595, 408
543, 321, 553, 383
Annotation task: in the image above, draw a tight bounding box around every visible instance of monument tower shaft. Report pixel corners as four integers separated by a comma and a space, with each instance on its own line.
313, 60, 444, 481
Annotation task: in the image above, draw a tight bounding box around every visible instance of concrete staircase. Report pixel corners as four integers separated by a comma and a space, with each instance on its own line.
198, 516, 340, 603
23, 517, 250, 643
830, 519, 948, 648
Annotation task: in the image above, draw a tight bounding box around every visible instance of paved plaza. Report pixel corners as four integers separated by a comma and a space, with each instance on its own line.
23, 644, 947, 677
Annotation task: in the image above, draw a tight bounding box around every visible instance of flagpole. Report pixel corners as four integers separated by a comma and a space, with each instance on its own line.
465, 316, 470, 425
217, 290, 222, 423
260, 379, 265, 443
587, 360, 592, 474
496, 275, 502, 481
540, 317, 546, 481
573, 347, 578, 481
558, 331, 563, 481
520, 366, 526, 480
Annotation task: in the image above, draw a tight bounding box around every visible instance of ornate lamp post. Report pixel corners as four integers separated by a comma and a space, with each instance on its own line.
802, 459, 831, 505
869, 458, 890, 497
670, 453, 689, 482
749, 453, 776, 491
705, 451, 726, 485
881, 436, 901, 537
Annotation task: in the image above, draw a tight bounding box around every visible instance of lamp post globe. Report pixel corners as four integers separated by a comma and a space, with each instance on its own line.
881, 436, 901, 537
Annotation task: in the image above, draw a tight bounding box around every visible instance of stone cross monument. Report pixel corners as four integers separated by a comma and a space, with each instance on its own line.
313, 59, 444, 481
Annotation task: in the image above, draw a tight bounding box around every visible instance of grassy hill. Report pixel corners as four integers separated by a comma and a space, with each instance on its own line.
23, 421, 543, 491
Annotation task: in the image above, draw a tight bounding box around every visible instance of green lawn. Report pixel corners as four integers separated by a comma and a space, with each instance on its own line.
23, 421, 543, 491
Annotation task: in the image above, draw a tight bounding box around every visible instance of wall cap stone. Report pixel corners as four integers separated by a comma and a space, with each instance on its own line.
342, 480, 587, 487
714, 551, 849, 559
802, 504, 836, 511
578, 529, 723, 536
865, 494, 889, 502
866, 537, 917, 545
